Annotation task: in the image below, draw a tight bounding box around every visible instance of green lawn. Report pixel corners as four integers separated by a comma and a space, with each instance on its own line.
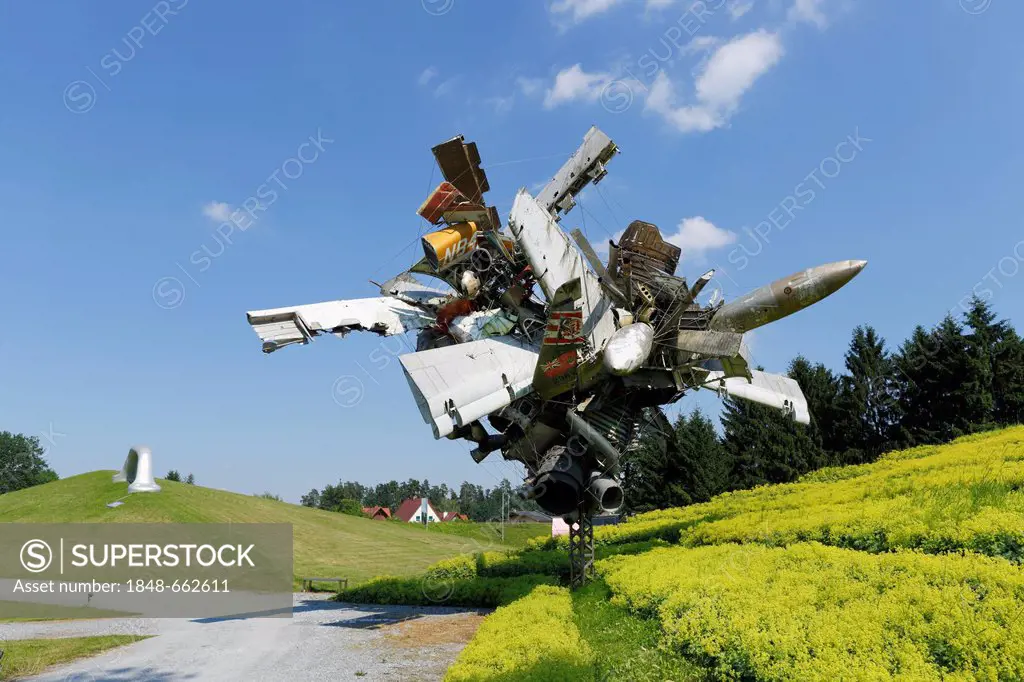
0, 636, 149, 680
0, 471, 508, 587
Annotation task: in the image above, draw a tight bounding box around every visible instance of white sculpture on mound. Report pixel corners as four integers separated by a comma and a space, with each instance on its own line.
112, 445, 161, 493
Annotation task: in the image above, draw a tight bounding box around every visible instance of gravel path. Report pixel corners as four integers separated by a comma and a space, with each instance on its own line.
0, 594, 487, 681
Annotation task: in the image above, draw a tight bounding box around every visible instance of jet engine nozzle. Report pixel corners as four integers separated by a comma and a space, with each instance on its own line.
587, 475, 623, 513
530, 446, 585, 516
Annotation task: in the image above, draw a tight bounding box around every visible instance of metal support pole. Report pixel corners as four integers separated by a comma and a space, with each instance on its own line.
568, 503, 595, 590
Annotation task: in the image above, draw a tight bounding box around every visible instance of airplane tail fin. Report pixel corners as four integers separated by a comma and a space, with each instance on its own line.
533, 279, 586, 400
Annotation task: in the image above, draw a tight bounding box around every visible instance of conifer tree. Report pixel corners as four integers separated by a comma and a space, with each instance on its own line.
722, 393, 824, 489
962, 296, 1000, 430
993, 328, 1024, 425
677, 408, 730, 500
787, 356, 843, 459
834, 326, 898, 463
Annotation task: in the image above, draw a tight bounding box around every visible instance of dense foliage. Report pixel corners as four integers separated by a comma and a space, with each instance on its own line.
600, 543, 1024, 680
0, 431, 58, 494
621, 296, 1024, 512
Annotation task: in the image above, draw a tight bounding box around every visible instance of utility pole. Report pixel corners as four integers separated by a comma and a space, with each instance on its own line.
500, 488, 508, 542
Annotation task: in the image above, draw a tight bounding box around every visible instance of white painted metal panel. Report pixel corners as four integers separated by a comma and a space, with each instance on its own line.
400, 337, 540, 438
702, 369, 811, 425
508, 189, 616, 349
246, 297, 434, 352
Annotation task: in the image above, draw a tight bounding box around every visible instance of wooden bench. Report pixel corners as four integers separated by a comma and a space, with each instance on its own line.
301, 577, 349, 593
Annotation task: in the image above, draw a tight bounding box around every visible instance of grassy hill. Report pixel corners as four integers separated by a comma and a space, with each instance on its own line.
0, 471, 512, 585
338, 426, 1024, 680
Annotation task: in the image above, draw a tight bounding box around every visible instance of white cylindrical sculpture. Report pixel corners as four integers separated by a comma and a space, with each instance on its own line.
112, 446, 161, 493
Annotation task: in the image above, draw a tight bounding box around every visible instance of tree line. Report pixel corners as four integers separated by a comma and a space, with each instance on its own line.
621, 296, 1024, 513
299, 477, 540, 521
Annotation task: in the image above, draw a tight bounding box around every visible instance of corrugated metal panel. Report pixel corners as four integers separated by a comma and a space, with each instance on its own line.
675, 330, 745, 357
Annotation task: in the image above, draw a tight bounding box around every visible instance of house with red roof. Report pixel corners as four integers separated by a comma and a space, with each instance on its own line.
440, 511, 469, 522
395, 497, 442, 523
362, 506, 391, 520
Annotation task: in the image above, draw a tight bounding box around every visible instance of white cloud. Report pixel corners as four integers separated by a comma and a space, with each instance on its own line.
543, 64, 614, 109
683, 35, 721, 55
418, 66, 438, 86
202, 201, 233, 223
516, 76, 545, 97
697, 29, 783, 108
644, 29, 784, 132
728, 0, 755, 19
486, 94, 515, 115
550, 0, 626, 24
433, 76, 459, 98
664, 216, 737, 255
788, 0, 827, 28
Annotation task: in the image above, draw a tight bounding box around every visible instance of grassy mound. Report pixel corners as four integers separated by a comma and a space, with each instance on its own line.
0, 471, 506, 585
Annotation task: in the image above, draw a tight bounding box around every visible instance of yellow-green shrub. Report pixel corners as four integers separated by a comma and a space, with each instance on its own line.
425, 554, 477, 582
534, 427, 1024, 561
678, 428, 1024, 560
444, 585, 594, 682
600, 542, 1024, 681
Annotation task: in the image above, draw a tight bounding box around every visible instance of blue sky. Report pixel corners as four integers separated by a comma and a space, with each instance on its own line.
2, 0, 1022, 503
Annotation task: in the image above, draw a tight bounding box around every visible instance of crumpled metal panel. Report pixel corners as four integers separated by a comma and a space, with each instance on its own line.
399, 337, 539, 438
702, 369, 810, 425
508, 189, 616, 349
246, 297, 434, 353
448, 309, 516, 343
431, 136, 490, 204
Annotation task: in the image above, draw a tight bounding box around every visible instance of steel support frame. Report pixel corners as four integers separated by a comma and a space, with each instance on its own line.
568, 506, 595, 590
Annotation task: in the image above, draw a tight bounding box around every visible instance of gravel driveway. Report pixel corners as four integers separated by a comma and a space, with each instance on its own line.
0, 594, 486, 681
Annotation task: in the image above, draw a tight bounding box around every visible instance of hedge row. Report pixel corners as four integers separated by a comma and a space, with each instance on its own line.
335, 574, 555, 608
425, 540, 672, 582
444, 585, 594, 682
600, 542, 1024, 681
532, 427, 1024, 561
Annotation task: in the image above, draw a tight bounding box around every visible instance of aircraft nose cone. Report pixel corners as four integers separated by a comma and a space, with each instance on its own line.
814, 260, 868, 294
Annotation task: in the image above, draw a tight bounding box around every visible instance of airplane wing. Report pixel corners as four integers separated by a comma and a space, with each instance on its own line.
701, 369, 811, 425
400, 337, 540, 439
508, 189, 616, 350
246, 297, 435, 354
